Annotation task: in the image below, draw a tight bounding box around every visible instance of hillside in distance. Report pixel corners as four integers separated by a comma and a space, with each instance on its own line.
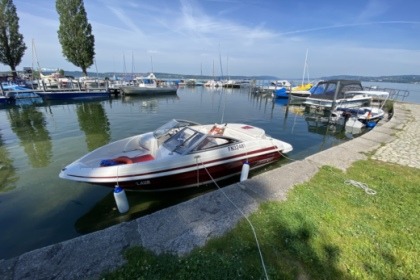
57, 71, 279, 81
321, 75, 420, 84
4, 68, 420, 84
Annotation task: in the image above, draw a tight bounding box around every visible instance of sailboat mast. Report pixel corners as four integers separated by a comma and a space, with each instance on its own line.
150, 56, 154, 73
131, 51, 135, 76
32, 38, 42, 73
301, 49, 308, 86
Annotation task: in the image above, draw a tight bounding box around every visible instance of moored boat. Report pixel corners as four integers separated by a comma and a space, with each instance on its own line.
0, 82, 43, 106
36, 90, 110, 100
119, 73, 178, 95
335, 106, 386, 125
270, 80, 292, 99
59, 119, 293, 191
302, 79, 373, 110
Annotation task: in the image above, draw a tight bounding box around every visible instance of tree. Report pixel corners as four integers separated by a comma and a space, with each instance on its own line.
56, 0, 95, 76
0, 0, 26, 79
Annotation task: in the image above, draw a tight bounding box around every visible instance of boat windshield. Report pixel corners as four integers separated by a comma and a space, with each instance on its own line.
163, 127, 206, 154
153, 119, 195, 139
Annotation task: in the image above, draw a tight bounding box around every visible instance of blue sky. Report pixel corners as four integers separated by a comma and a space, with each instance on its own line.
5, 0, 420, 78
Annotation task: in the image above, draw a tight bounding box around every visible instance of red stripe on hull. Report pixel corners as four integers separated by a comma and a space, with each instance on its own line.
98, 151, 282, 191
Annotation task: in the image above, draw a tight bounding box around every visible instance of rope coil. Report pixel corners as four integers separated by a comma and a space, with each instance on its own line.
345, 180, 377, 195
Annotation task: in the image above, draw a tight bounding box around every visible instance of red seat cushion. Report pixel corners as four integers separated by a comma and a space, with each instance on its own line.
131, 154, 154, 163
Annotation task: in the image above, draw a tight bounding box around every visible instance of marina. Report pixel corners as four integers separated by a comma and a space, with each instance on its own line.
0, 82, 419, 260
0, 1, 418, 277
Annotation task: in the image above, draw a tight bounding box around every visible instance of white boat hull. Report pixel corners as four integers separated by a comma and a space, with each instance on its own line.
59, 120, 293, 191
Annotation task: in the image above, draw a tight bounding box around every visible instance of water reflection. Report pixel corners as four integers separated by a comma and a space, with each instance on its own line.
0, 86, 372, 259
76, 103, 111, 151
121, 94, 180, 113
75, 178, 237, 234
304, 114, 347, 137
0, 136, 18, 192
7, 107, 52, 168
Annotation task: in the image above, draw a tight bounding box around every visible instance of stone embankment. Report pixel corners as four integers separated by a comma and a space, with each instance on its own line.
0, 102, 418, 280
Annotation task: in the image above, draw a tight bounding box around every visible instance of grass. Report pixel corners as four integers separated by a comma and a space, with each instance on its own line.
102, 160, 419, 280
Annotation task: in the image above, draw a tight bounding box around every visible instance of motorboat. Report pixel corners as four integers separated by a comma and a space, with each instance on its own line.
270, 80, 291, 98
119, 73, 178, 95
302, 80, 373, 109
288, 88, 312, 105
334, 90, 389, 127
0, 82, 43, 106
288, 81, 323, 105
336, 106, 385, 125
255, 80, 291, 98
59, 119, 293, 191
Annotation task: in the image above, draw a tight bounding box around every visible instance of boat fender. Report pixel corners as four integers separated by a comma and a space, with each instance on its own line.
366, 121, 377, 128
240, 161, 250, 182
114, 185, 129, 213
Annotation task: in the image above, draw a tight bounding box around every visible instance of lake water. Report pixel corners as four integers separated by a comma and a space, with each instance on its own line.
0, 82, 419, 259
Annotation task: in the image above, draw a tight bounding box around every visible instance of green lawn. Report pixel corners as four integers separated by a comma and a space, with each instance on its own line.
103, 160, 419, 280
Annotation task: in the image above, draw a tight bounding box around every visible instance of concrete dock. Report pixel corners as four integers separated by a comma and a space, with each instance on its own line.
1, 102, 419, 280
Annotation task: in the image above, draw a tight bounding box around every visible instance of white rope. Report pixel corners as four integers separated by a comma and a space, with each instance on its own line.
198, 159, 269, 280
345, 180, 377, 195
269, 138, 298, 162
278, 150, 297, 162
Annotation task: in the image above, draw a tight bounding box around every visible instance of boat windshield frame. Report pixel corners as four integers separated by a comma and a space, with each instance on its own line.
163, 127, 207, 155
153, 119, 201, 140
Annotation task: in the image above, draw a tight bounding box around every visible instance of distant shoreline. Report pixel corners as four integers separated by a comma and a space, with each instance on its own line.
1, 70, 419, 84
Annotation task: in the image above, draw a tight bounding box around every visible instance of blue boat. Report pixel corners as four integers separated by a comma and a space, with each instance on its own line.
36, 90, 111, 100
0, 95, 10, 106
273, 87, 288, 98
1, 82, 43, 107
270, 80, 291, 99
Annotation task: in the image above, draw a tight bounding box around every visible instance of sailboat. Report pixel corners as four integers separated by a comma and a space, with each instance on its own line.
289, 49, 316, 103
204, 60, 222, 88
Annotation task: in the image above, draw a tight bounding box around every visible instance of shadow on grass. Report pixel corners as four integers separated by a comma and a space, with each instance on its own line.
103, 159, 419, 279
257, 211, 348, 279
103, 210, 349, 280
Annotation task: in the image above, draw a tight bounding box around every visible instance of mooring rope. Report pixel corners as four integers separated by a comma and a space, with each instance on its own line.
269, 138, 298, 162
278, 150, 298, 162
198, 159, 269, 280
345, 179, 377, 195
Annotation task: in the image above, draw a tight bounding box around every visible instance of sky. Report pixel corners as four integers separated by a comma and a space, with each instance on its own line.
4, 0, 420, 78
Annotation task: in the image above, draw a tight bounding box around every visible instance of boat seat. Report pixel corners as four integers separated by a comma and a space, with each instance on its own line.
131, 154, 155, 163
100, 154, 154, 166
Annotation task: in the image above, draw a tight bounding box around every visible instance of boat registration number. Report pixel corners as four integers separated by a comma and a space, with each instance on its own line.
228, 143, 245, 152
136, 180, 151, 185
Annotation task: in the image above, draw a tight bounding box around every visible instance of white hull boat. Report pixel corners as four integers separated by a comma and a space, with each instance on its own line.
336, 106, 385, 125
303, 80, 373, 109
119, 73, 178, 96
59, 119, 293, 191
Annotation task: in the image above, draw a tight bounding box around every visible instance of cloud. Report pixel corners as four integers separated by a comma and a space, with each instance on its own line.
105, 5, 145, 36
357, 0, 390, 21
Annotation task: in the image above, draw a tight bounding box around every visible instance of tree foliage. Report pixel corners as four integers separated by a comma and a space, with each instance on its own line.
0, 0, 26, 79
56, 0, 95, 76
